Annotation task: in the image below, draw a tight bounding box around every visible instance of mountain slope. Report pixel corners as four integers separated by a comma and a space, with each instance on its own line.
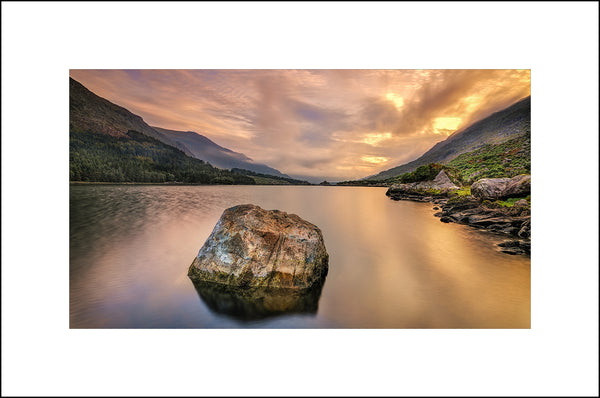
69, 77, 194, 156
366, 96, 531, 180
70, 78, 258, 184
70, 130, 255, 184
153, 126, 290, 178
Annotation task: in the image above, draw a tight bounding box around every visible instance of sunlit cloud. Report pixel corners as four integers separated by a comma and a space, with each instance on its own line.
363, 132, 393, 146
433, 117, 462, 135
386, 93, 404, 110
361, 156, 390, 164
69, 69, 530, 182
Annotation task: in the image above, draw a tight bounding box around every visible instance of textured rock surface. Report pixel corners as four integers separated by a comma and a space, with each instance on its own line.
431, 170, 459, 189
471, 174, 531, 200
471, 178, 511, 200
501, 174, 531, 199
434, 197, 530, 255
188, 204, 329, 290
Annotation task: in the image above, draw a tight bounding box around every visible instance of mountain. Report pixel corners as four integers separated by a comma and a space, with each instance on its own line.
70, 77, 289, 180
366, 96, 531, 180
69, 77, 194, 156
70, 78, 259, 184
152, 126, 290, 178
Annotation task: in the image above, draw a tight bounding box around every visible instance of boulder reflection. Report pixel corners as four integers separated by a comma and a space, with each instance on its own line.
191, 280, 326, 321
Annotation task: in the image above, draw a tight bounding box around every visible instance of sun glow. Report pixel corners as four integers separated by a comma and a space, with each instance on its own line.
361, 155, 389, 164
433, 117, 462, 135
385, 93, 404, 110
363, 132, 392, 146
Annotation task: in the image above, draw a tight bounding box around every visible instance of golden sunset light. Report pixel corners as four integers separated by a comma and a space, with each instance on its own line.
385, 93, 405, 110
69, 69, 531, 181
433, 117, 463, 135
363, 132, 392, 146
361, 155, 390, 164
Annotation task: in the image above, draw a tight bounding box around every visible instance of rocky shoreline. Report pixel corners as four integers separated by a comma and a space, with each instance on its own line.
386, 173, 531, 256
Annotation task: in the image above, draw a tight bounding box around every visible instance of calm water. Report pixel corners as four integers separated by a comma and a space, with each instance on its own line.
70, 185, 530, 328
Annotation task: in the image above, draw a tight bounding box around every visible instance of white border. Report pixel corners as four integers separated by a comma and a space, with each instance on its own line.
2, 2, 598, 396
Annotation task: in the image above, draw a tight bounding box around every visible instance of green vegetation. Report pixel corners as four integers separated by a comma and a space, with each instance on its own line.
396, 163, 444, 183
365, 134, 530, 187
446, 134, 530, 184
366, 96, 530, 181
392, 163, 461, 184
70, 129, 256, 184
496, 195, 531, 208
450, 186, 471, 197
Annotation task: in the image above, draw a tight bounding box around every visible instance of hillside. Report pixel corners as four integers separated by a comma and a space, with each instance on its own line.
70, 129, 255, 184
344, 133, 530, 188
70, 78, 257, 184
153, 126, 289, 178
69, 77, 193, 156
366, 96, 531, 180
446, 133, 530, 184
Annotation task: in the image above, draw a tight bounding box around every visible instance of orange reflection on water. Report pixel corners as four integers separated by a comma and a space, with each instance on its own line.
70, 185, 530, 328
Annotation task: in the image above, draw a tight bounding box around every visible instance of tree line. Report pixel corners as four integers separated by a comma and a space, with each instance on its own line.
70, 129, 256, 184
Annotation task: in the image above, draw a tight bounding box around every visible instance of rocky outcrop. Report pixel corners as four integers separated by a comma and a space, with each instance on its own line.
386, 170, 459, 201
471, 174, 531, 200
432, 195, 531, 254
386, 173, 531, 256
188, 204, 329, 290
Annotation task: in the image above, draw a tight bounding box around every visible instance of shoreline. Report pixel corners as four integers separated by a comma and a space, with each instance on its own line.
69, 181, 315, 187
387, 192, 531, 256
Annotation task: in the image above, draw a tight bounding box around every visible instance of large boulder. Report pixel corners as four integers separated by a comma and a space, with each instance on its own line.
470, 178, 511, 200
471, 174, 531, 200
188, 204, 329, 290
501, 174, 531, 199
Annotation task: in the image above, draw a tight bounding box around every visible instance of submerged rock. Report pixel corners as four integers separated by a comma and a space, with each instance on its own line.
498, 239, 530, 255
188, 204, 329, 290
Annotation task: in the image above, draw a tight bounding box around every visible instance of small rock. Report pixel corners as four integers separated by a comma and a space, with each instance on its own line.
501, 247, 525, 255
433, 206, 439, 210
498, 240, 521, 248
518, 225, 530, 238
501, 226, 519, 235
440, 216, 453, 223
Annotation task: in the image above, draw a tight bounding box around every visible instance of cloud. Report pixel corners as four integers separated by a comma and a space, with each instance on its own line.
69, 69, 530, 181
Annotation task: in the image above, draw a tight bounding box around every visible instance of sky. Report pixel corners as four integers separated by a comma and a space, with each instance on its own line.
69, 69, 531, 182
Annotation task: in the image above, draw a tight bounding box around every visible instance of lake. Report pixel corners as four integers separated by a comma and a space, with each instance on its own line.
70, 185, 530, 328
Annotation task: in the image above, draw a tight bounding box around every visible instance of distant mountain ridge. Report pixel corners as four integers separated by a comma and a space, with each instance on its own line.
366, 96, 531, 180
152, 127, 290, 178
69, 77, 194, 156
70, 77, 287, 178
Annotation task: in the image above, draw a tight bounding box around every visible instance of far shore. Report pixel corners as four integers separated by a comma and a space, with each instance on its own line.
69, 181, 389, 187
